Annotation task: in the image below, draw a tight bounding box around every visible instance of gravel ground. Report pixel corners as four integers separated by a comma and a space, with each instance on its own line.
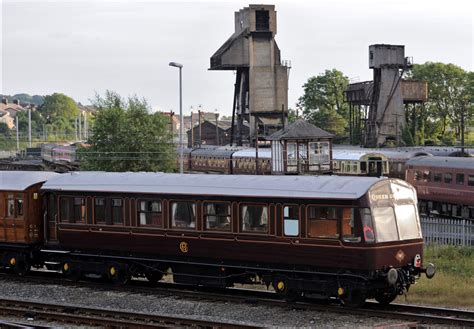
0, 276, 440, 328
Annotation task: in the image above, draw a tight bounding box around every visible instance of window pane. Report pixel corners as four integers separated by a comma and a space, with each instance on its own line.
73, 197, 85, 223
423, 170, 431, 182
112, 198, 123, 225
433, 173, 442, 182
395, 205, 421, 240
171, 201, 196, 229
205, 202, 230, 230
309, 142, 319, 164
372, 207, 398, 242
60, 198, 71, 222
95, 198, 106, 223
361, 208, 375, 243
444, 173, 452, 184
138, 200, 162, 227
287, 143, 297, 165
342, 208, 361, 243
7, 198, 14, 217
456, 173, 464, 185
241, 205, 268, 232
469, 175, 474, 187
307, 206, 339, 239
284, 219, 298, 236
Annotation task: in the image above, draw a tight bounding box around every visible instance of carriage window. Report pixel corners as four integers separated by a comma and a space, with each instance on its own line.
360, 161, 367, 173
95, 198, 106, 224
423, 170, 431, 182
6, 194, 14, 217
16, 198, 23, 217
73, 197, 86, 223
171, 201, 196, 229
361, 208, 375, 243
456, 173, 464, 185
372, 206, 398, 242
111, 198, 123, 225
241, 204, 268, 232
414, 170, 421, 181
59, 197, 72, 222
283, 205, 299, 236
342, 208, 361, 243
138, 200, 162, 227
469, 175, 474, 187
395, 204, 421, 240
433, 173, 442, 183
444, 173, 452, 184
307, 206, 339, 239
204, 202, 231, 231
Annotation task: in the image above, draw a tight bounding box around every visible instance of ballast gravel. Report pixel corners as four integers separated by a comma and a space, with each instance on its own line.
0, 276, 424, 328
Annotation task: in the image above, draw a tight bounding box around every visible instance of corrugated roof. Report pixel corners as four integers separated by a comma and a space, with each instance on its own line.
41, 172, 387, 200
406, 156, 474, 170
267, 119, 333, 140
0, 171, 59, 191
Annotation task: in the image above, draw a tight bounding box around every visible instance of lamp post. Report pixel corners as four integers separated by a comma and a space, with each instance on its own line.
169, 62, 183, 173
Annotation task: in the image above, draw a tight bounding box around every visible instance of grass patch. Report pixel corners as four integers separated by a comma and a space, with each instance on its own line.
400, 245, 474, 307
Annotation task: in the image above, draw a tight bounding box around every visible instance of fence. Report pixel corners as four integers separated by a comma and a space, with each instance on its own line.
421, 215, 474, 246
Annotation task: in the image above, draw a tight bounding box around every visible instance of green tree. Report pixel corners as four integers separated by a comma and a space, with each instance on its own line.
298, 69, 349, 137
79, 91, 176, 172
41, 93, 78, 124
409, 62, 472, 142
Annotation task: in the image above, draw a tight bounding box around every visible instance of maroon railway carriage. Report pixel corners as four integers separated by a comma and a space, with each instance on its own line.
406, 156, 474, 219
0, 171, 58, 274
40, 172, 434, 306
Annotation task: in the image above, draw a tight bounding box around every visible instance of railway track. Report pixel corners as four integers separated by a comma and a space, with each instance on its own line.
0, 297, 257, 328
0, 271, 473, 327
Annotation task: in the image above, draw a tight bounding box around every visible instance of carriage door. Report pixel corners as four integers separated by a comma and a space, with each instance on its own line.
46, 194, 58, 242
5, 193, 25, 242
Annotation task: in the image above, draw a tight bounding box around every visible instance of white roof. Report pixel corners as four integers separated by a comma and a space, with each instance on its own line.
332, 149, 388, 161
232, 148, 272, 158
0, 171, 59, 191
41, 172, 386, 200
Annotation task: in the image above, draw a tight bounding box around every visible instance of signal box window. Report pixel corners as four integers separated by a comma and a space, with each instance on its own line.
283, 205, 299, 236
456, 173, 464, 185
73, 197, 86, 223
307, 206, 339, 239
444, 173, 452, 184
241, 204, 268, 232
111, 199, 123, 225
171, 201, 196, 229
139, 200, 162, 227
95, 198, 106, 224
469, 175, 474, 187
204, 202, 231, 231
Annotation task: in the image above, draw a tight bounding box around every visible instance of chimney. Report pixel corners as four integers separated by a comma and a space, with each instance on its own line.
1, 97, 7, 105
13, 99, 19, 105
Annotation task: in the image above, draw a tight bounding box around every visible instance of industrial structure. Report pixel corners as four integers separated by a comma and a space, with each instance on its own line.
345, 45, 427, 147
210, 4, 290, 146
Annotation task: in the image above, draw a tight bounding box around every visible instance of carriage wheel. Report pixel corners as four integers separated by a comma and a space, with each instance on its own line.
8, 254, 30, 276
340, 287, 366, 308
374, 290, 398, 305
106, 263, 130, 285
62, 261, 82, 281
273, 276, 300, 302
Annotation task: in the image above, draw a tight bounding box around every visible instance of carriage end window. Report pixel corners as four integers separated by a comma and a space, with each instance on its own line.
204, 202, 231, 231
139, 200, 162, 227
171, 201, 196, 229
307, 206, 339, 239
241, 204, 268, 232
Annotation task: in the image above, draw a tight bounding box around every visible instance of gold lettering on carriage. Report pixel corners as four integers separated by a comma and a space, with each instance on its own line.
370, 193, 394, 201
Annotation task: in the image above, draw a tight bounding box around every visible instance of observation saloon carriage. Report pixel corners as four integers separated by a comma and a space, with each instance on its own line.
33, 172, 434, 307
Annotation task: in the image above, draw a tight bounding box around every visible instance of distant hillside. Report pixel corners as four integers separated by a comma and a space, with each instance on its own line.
0, 93, 45, 105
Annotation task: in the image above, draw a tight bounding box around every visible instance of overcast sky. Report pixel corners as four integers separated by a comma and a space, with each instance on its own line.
1, 0, 472, 115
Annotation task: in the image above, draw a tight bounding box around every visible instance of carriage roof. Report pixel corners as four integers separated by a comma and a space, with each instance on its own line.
406, 156, 474, 170
0, 171, 59, 191
42, 172, 388, 200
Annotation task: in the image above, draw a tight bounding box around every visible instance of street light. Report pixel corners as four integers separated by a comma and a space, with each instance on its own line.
169, 62, 184, 173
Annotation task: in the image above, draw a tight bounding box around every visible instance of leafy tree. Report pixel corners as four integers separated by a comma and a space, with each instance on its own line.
79, 91, 176, 172
298, 69, 349, 137
409, 62, 472, 142
40, 93, 78, 123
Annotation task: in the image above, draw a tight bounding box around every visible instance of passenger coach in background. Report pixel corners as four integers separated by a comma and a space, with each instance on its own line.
38, 172, 434, 307
406, 156, 474, 219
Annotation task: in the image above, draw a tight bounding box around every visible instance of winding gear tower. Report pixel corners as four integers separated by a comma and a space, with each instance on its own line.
210, 4, 289, 146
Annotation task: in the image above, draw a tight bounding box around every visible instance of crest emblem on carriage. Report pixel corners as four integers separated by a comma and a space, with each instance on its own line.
395, 249, 405, 263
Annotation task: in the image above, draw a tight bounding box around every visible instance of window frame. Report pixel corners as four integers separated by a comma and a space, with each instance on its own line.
203, 201, 231, 231
111, 198, 124, 225
306, 205, 340, 240
94, 197, 106, 224
282, 204, 300, 237
138, 199, 163, 228
170, 200, 197, 230
240, 202, 269, 234
456, 173, 465, 185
